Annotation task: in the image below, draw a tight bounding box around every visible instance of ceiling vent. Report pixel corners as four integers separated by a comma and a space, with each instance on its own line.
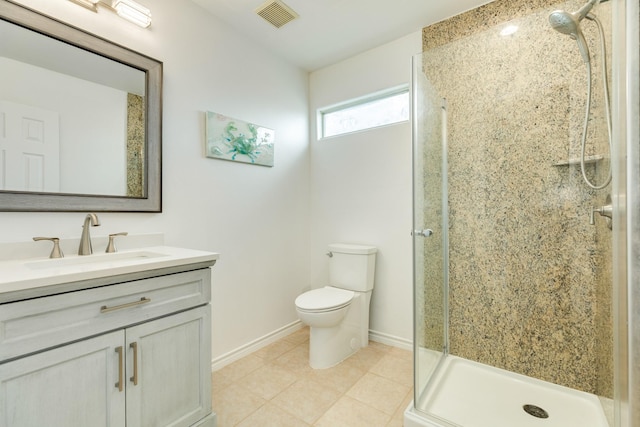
255, 0, 299, 29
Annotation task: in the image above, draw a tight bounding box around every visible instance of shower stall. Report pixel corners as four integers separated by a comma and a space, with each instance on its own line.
406, 0, 639, 426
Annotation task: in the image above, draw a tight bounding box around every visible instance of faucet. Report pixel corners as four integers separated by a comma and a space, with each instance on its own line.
78, 213, 100, 255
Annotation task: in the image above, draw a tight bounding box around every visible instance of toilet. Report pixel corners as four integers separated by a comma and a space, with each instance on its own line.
295, 243, 377, 369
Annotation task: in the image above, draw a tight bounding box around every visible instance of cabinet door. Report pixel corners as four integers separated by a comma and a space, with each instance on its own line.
0, 330, 126, 427
126, 305, 212, 427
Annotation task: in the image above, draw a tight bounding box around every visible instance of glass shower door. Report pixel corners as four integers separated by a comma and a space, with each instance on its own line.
411, 52, 448, 409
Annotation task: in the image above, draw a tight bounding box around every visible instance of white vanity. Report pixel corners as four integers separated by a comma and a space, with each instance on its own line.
0, 246, 219, 427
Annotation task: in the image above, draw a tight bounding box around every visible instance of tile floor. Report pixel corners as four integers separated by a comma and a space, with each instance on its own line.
211, 327, 413, 427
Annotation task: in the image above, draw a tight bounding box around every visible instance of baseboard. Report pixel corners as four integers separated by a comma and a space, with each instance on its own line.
211, 320, 303, 371
368, 329, 412, 351
211, 324, 411, 371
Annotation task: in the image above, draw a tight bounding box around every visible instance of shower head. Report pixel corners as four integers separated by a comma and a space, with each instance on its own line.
549, 10, 590, 62
548, 0, 601, 63
549, 10, 581, 37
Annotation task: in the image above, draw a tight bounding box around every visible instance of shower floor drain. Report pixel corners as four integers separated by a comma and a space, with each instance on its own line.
523, 404, 549, 419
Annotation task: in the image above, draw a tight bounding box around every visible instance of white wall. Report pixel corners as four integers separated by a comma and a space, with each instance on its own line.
1, 0, 311, 360
309, 32, 421, 345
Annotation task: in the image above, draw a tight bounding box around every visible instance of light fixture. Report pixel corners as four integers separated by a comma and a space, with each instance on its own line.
112, 0, 152, 28
68, 0, 100, 11
67, 0, 152, 28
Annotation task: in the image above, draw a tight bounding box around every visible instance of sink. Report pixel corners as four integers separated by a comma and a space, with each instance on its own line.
25, 250, 168, 270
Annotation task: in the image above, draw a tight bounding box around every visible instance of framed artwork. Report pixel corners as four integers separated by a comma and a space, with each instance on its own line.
205, 111, 274, 167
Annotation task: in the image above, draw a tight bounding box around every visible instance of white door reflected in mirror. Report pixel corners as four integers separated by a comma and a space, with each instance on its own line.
0, 100, 59, 192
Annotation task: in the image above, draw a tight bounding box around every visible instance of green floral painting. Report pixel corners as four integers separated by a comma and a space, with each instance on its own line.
205, 111, 274, 167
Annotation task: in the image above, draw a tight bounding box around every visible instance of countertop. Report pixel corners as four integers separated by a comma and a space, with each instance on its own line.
0, 246, 219, 303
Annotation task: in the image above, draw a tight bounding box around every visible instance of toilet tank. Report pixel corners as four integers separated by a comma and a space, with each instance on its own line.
328, 243, 377, 292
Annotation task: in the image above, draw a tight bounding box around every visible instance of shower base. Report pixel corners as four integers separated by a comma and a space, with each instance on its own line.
405, 355, 610, 427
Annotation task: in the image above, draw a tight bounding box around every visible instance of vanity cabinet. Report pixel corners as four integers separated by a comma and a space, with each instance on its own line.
0, 267, 215, 427
0, 330, 125, 427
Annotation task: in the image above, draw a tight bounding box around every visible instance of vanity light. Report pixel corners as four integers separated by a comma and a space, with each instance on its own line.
67, 0, 152, 28
68, 0, 100, 11
112, 0, 152, 28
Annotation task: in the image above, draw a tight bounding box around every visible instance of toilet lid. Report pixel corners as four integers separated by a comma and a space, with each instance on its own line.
295, 287, 354, 312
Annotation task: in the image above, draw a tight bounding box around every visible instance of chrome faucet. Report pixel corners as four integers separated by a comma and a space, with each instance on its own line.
78, 213, 100, 255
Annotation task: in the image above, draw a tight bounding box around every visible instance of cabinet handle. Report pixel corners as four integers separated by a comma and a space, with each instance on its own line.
100, 297, 151, 313
130, 342, 139, 386
115, 346, 124, 392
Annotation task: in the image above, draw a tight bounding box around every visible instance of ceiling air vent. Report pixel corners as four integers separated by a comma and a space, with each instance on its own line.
255, 0, 299, 29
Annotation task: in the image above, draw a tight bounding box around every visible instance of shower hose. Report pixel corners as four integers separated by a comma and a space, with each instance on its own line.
580, 14, 612, 190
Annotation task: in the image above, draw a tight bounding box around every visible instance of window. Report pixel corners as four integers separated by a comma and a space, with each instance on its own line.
318, 86, 410, 139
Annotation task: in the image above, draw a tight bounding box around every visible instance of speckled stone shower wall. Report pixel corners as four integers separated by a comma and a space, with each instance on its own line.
420, 0, 613, 396
414, 68, 446, 356
127, 93, 144, 198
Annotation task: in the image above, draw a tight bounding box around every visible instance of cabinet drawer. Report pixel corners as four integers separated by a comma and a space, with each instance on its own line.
0, 269, 211, 362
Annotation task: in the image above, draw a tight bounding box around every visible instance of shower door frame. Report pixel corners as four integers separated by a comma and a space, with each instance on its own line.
613, 0, 640, 425
410, 51, 453, 423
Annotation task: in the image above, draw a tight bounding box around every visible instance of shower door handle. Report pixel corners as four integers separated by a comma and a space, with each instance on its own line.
413, 229, 433, 237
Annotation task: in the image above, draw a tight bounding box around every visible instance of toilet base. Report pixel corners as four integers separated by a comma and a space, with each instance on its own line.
309, 322, 363, 369
297, 290, 372, 369
307, 291, 371, 369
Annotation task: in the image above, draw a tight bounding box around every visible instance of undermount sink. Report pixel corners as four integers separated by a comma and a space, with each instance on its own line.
25, 250, 168, 270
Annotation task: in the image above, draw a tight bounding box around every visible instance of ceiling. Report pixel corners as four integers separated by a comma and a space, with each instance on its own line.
190, 0, 494, 71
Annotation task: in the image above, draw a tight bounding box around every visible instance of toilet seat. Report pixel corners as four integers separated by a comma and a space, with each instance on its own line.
295, 287, 354, 313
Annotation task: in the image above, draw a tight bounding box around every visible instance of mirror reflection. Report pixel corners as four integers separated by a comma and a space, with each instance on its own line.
0, 18, 146, 197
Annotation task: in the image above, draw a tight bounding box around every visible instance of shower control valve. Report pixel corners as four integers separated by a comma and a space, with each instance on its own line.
590, 203, 612, 229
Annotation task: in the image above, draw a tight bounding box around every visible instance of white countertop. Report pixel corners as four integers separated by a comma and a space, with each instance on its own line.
0, 246, 219, 297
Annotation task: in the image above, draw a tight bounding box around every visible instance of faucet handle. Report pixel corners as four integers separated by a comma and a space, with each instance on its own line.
33, 237, 64, 259
106, 232, 128, 253
590, 204, 613, 229
589, 206, 597, 225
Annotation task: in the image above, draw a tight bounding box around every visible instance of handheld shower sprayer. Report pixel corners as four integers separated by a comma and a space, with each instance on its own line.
548, 0, 613, 190
548, 0, 600, 63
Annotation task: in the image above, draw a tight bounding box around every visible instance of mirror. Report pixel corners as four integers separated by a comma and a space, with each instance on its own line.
0, 0, 162, 211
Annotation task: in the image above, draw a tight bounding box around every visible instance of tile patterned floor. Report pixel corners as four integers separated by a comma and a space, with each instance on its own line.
212, 327, 413, 427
